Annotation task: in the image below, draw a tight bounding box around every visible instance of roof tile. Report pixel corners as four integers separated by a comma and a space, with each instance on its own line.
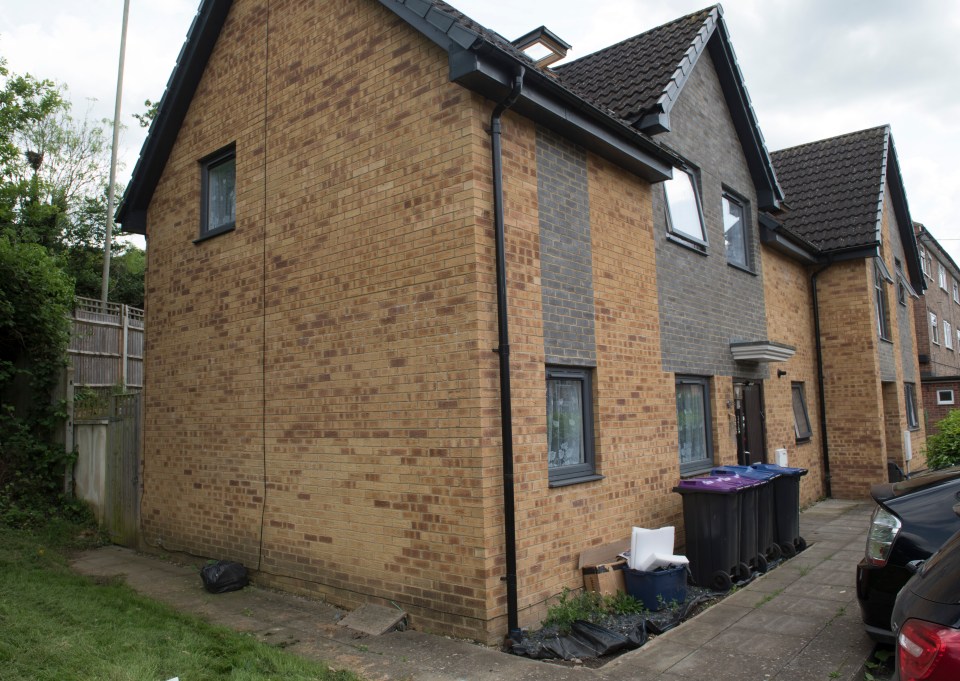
771, 126, 889, 253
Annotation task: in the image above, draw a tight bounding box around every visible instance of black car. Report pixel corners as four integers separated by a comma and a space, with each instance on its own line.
891, 519, 960, 681
856, 466, 960, 643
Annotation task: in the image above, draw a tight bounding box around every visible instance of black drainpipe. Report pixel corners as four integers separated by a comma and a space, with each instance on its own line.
490, 66, 525, 642
811, 264, 832, 498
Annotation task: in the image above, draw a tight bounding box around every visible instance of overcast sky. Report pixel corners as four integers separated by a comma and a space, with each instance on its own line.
1, 0, 958, 262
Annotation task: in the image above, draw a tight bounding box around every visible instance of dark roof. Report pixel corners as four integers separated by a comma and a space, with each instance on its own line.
554, 7, 715, 128
771, 127, 889, 253
553, 4, 783, 209
771, 126, 924, 289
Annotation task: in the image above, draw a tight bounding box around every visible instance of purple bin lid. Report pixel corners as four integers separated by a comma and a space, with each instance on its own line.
673, 475, 761, 494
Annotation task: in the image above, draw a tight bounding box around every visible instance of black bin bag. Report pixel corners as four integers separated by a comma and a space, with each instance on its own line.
200, 560, 248, 594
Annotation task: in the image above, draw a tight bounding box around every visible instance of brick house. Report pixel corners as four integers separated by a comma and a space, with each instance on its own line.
913, 223, 960, 434
767, 127, 927, 494
116, 0, 918, 641
115, 0, 703, 642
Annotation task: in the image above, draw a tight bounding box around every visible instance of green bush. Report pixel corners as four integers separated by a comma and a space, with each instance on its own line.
926, 409, 960, 470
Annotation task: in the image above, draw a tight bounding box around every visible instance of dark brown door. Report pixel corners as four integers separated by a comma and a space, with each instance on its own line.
735, 381, 766, 465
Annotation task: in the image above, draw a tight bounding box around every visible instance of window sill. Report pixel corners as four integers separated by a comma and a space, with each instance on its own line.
679, 463, 714, 479
879, 336, 894, 345
666, 233, 708, 255
727, 261, 757, 276
907, 426, 921, 432
194, 223, 236, 244
548, 473, 604, 488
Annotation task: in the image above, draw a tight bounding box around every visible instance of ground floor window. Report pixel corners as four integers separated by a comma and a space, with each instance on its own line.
937, 389, 955, 406
791, 382, 812, 442
546, 366, 596, 485
905, 383, 919, 430
676, 376, 712, 474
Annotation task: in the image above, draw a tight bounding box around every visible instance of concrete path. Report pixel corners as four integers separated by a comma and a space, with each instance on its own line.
71, 499, 875, 681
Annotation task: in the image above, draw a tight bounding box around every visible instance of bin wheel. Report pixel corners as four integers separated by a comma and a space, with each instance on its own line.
796, 537, 808, 552
766, 544, 782, 561
756, 554, 769, 573
711, 570, 733, 592
780, 541, 797, 559
738, 562, 752, 581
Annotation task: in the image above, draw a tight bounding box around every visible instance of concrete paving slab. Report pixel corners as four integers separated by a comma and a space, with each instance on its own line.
337, 603, 407, 636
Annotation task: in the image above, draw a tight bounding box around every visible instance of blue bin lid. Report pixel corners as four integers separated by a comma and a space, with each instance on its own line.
750, 463, 808, 477
674, 475, 761, 494
712, 465, 780, 481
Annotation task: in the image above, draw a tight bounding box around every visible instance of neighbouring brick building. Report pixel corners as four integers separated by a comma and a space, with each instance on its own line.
117, 0, 924, 641
768, 127, 927, 494
913, 223, 960, 434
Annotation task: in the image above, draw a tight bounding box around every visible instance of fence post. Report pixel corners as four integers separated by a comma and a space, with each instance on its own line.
121, 304, 129, 389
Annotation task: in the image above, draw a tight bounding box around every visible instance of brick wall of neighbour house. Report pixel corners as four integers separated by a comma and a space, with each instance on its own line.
878, 187, 926, 471
498, 116, 679, 632
760, 248, 826, 507
815, 260, 887, 498
653, 50, 768, 396
915, 232, 960, 437
922, 379, 960, 435
139, 0, 683, 644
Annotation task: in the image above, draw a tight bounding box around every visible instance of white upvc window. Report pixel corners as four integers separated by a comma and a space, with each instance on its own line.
937, 389, 955, 406
939, 263, 948, 290
931, 312, 940, 344
947, 320, 955, 350
954, 280, 959, 304
920, 246, 930, 276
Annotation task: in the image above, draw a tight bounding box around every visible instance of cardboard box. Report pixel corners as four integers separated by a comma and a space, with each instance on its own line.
579, 538, 630, 596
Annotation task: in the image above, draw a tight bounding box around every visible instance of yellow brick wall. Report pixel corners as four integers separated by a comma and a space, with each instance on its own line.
139, 0, 682, 643
761, 248, 826, 507
816, 259, 888, 498
140, 0, 269, 565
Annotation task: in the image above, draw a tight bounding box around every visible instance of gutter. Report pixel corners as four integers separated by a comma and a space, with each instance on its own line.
811, 264, 833, 498
490, 67, 525, 643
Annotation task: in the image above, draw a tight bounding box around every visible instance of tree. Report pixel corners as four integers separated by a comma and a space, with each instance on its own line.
926, 411, 960, 470
132, 98, 159, 129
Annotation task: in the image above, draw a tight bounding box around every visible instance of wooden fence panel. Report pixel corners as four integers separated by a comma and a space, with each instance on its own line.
104, 393, 141, 547
69, 297, 144, 390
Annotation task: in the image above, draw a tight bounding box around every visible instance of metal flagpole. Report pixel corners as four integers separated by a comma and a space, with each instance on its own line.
101, 0, 131, 305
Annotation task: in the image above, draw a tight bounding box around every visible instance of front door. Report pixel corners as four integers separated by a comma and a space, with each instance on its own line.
735, 381, 766, 465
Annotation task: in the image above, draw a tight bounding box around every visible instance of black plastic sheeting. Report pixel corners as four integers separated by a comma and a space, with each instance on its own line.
509, 593, 729, 661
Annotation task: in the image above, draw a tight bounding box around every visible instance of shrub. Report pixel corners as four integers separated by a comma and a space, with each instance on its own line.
925, 409, 960, 470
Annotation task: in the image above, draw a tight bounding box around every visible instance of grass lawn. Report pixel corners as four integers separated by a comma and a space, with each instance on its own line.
0, 519, 360, 681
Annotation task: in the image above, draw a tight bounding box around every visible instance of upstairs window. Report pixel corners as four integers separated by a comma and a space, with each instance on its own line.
874, 261, 891, 341
546, 366, 597, 486
905, 383, 919, 430
199, 144, 236, 239
946, 321, 954, 350
791, 382, 812, 442
954, 280, 959, 304
895, 258, 906, 306
723, 194, 749, 269
931, 312, 940, 345
919, 246, 930, 276
939, 263, 948, 290
663, 168, 707, 247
